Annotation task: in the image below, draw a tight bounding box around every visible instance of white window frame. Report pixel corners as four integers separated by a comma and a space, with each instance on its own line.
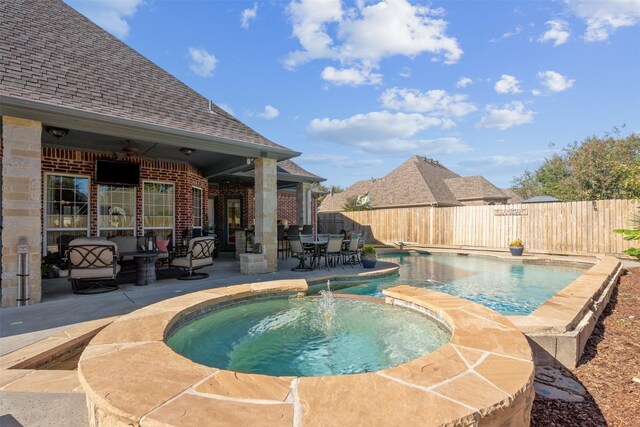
142, 180, 175, 239
97, 185, 137, 237
192, 186, 203, 230
44, 172, 90, 255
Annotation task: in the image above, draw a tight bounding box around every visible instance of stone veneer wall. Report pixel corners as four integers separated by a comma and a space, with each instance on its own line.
1, 117, 43, 307
41, 147, 208, 246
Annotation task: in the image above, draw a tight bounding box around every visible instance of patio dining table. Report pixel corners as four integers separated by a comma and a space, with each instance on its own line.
303, 240, 329, 270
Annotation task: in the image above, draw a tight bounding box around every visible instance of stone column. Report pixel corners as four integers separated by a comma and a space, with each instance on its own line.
254, 157, 277, 272
1, 117, 42, 307
296, 182, 312, 228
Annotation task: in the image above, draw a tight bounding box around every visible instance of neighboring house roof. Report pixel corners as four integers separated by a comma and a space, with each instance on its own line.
522, 195, 563, 203
319, 156, 466, 212
444, 176, 508, 201
0, 0, 296, 158
501, 188, 524, 204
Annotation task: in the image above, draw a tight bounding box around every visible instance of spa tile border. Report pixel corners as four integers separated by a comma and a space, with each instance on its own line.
78, 279, 534, 426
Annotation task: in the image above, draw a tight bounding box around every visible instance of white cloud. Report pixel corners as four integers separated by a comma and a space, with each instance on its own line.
476, 102, 535, 130
458, 149, 558, 170
531, 89, 542, 96
537, 70, 575, 92
241, 3, 258, 29
456, 77, 473, 88
257, 105, 280, 120
494, 74, 522, 94
380, 87, 476, 117
217, 103, 234, 115
399, 67, 412, 78
306, 110, 469, 155
361, 137, 471, 155
301, 154, 384, 168
321, 66, 382, 86
538, 19, 570, 46
66, 0, 143, 38
308, 111, 448, 143
188, 47, 217, 77
565, 0, 640, 41
285, 0, 462, 85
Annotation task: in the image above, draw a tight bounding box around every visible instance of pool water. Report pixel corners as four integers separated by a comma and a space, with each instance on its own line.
166, 296, 450, 377
334, 253, 588, 316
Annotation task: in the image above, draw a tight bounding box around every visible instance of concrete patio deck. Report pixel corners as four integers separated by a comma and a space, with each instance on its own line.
1, 248, 635, 426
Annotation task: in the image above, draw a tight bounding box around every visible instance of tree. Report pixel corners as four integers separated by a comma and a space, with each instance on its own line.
343, 195, 370, 211
312, 183, 344, 205
512, 130, 640, 201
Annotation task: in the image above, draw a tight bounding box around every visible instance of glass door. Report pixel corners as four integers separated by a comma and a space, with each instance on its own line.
225, 197, 242, 246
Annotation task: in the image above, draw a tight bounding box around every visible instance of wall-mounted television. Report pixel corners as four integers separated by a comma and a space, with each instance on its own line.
95, 159, 140, 186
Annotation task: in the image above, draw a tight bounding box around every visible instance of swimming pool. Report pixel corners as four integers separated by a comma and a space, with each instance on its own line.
332, 253, 589, 315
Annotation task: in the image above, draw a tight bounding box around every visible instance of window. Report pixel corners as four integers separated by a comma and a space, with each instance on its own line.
192, 187, 203, 229
98, 185, 136, 238
45, 174, 89, 254
143, 182, 174, 240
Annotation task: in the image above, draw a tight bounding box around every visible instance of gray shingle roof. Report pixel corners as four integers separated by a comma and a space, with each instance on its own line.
444, 176, 508, 200
522, 195, 562, 203
0, 0, 288, 152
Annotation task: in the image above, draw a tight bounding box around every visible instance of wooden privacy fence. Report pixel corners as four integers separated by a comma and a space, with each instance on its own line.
318, 199, 640, 256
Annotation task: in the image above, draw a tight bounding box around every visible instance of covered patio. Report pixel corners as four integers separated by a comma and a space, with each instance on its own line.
0, 0, 324, 307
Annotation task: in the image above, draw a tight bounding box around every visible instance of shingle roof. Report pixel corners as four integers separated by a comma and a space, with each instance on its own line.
0, 0, 289, 152
444, 176, 508, 200
501, 188, 524, 204
319, 156, 465, 212
522, 195, 562, 203
277, 159, 325, 182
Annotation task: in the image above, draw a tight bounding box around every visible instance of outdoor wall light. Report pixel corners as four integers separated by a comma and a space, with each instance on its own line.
46, 126, 69, 139
180, 147, 195, 156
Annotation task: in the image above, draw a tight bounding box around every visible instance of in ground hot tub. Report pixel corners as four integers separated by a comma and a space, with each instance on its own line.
166, 293, 450, 377
79, 279, 535, 426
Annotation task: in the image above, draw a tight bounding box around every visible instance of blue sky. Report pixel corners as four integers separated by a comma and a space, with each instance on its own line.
64, 0, 640, 189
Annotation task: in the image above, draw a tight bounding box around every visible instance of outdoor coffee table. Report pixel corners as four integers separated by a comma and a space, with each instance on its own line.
132, 252, 159, 286
119, 250, 159, 284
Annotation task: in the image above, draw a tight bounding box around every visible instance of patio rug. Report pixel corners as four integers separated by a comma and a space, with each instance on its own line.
116, 268, 184, 284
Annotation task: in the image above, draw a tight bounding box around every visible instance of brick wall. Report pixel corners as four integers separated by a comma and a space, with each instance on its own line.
41, 147, 208, 246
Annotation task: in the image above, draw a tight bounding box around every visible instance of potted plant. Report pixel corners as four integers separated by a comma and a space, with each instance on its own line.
508, 239, 524, 256
41, 259, 55, 279
360, 245, 377, 268
614, 213, 640, 260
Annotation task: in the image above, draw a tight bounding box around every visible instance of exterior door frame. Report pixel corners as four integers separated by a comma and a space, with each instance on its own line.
223, 195, 243, 250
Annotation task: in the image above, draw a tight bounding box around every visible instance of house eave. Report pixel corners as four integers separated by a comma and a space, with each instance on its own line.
0, 95, 300, 161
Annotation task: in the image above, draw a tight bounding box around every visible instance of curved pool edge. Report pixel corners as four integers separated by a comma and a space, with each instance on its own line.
377, 249, 623, 368
78, 279, 534, 426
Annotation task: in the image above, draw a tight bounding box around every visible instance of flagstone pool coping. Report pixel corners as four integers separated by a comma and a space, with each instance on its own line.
0, 254, 622, 425
70, 279, 534, 426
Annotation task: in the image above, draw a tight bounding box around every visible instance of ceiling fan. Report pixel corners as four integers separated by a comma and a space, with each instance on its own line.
113, 140, 155, 161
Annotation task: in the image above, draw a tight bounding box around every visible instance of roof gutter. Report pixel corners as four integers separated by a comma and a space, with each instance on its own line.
0, 96, 301, 161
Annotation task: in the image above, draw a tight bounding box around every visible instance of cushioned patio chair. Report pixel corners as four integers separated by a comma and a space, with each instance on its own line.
67, 238, 120, 294
170, 236, 215, 280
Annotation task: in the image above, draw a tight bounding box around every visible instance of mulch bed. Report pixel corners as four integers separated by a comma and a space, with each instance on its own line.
531, 267, 640, 426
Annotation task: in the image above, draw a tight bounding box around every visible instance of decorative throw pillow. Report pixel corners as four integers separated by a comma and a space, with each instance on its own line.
156, 239, 170, 253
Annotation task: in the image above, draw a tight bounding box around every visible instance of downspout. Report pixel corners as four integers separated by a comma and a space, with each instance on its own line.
306, 187, 313, 231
